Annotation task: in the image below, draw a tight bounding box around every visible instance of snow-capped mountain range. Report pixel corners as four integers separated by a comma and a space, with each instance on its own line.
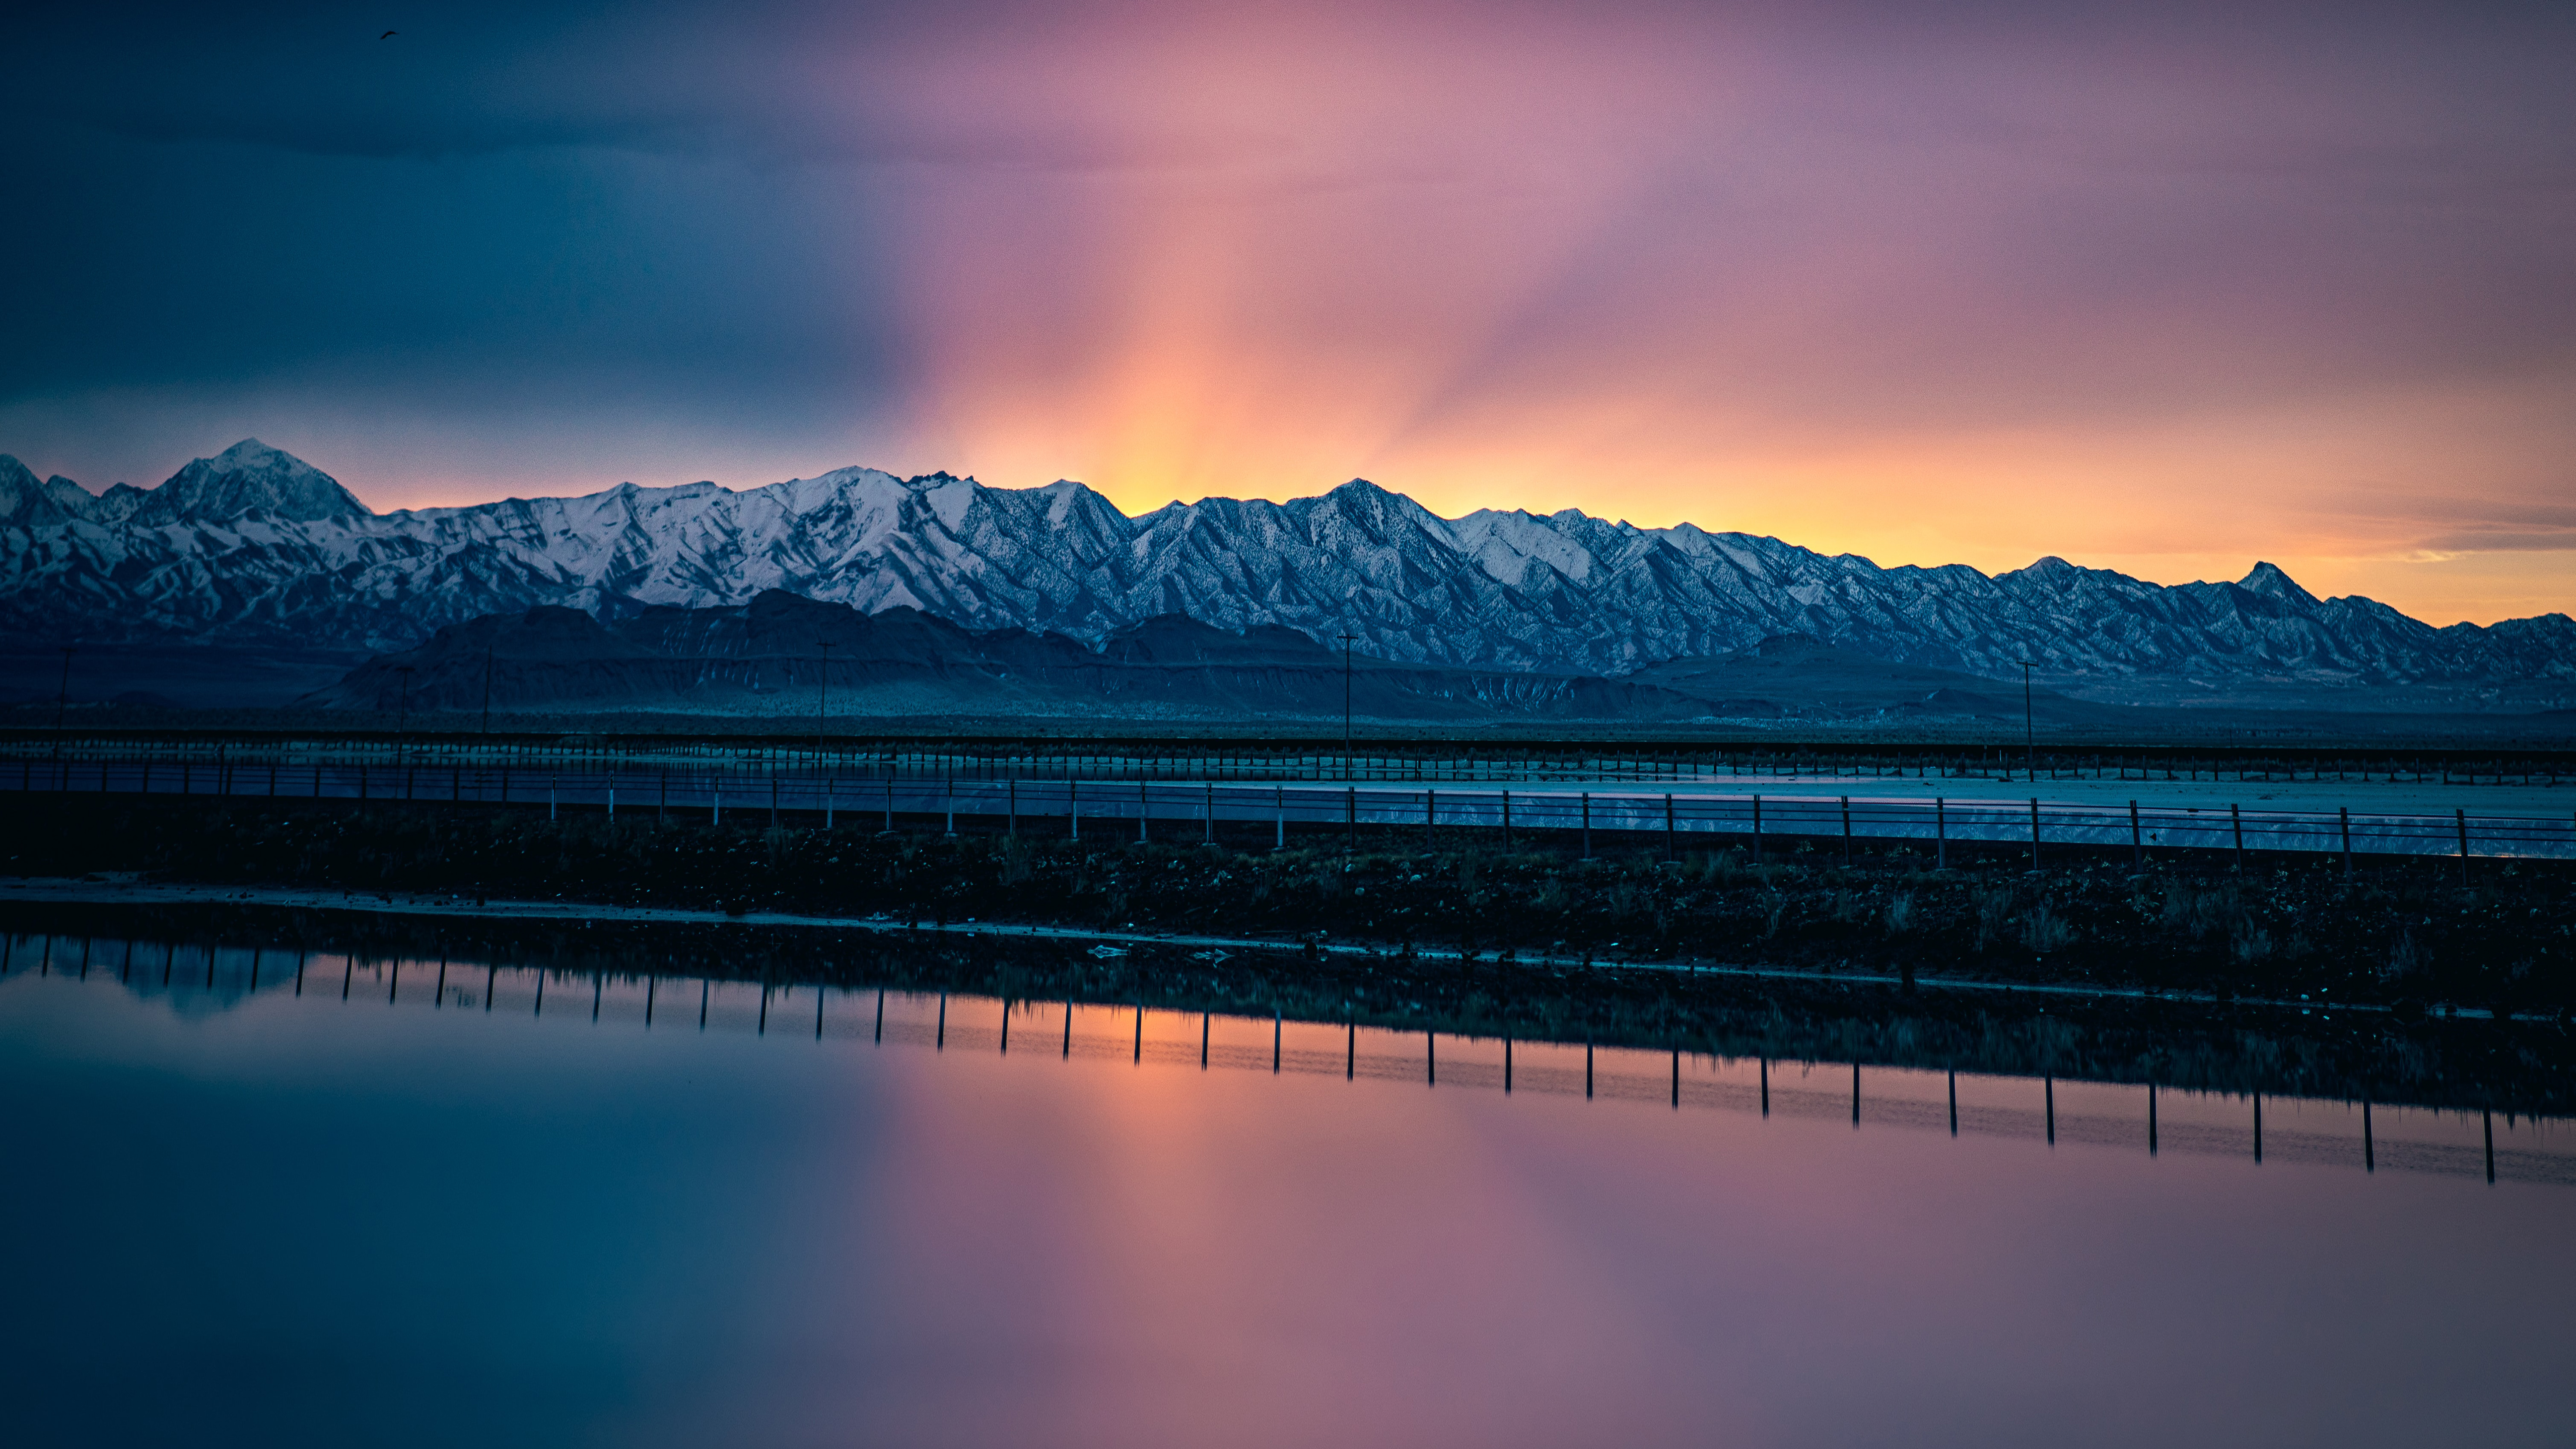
4, 439, 2569, 690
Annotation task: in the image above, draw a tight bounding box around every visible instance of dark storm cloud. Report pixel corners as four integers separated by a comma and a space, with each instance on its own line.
1, 0, 915, 442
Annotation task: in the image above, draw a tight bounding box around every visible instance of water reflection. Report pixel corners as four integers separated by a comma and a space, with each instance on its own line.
3, 920, 2573, 1447
4, 926, 2570, 1188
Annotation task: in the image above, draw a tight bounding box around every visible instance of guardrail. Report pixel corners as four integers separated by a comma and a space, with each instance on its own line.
4, 735, 2566, 788
8, 757, 2573, 865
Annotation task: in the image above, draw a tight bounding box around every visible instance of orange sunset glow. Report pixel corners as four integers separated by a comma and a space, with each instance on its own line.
7, 2, 2570, 625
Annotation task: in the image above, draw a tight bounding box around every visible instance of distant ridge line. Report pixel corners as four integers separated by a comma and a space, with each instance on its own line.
3, 440, 2569, 692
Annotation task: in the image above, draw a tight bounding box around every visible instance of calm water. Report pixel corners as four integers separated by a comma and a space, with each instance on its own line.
3, 937, 2572, 1447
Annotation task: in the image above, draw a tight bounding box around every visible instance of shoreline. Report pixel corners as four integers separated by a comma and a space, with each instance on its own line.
0, 875, 2515, 1022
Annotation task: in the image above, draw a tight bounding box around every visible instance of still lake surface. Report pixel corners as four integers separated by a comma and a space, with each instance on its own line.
3, 932, 2571, 1448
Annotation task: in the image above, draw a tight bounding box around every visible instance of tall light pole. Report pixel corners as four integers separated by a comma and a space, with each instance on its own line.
815, 640, 834, 760
394, 663, 417, 774
1338, 632, 1358, 782
2018, 659, 2037, 783
50, 645, 73, 762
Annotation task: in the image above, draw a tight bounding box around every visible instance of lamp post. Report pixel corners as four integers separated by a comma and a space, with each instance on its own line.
1338, 632, 1358, 781
2017, 659, 2037, 783
50, 646, 73, 762
816, 640, 834, 760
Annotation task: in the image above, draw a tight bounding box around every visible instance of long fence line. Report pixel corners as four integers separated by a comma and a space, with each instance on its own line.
9, 756, 2574, 864
5, 933, 2566, 1185
4, 734, 2568, 788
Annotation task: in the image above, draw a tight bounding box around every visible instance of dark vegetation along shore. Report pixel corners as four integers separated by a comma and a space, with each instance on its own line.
3, 896, 2567, 1118
5, 793, 2569, 1020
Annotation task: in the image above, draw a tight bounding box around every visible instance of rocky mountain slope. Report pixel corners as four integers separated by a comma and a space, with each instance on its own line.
306, 590, 2107, 725
6, 440, 2569, 693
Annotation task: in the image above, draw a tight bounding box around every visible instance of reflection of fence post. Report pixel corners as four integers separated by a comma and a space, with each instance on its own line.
2231, 803, 2245, 872
2029, 798, 2040, 871
1501, 789, 1512, 850
1274, 786, 1285, 851
1841, 796, 1852, 866
1751, 795, 1763, 862
2340, 807, 2353, 878
1581, 793, 1591, 859
1070, 780, 1079, 841
1008, 779, 1017, 838
1665, 794, 1677, 862
2129, 800, 2142, 870
2458, 809, 2471, 885
1139, 781, 1148, 843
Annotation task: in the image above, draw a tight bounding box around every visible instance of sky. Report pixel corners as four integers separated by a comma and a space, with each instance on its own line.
3, 0, 2570, 625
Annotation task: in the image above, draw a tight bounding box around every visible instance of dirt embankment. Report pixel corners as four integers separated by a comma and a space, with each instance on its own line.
3, 796, 2568, 1017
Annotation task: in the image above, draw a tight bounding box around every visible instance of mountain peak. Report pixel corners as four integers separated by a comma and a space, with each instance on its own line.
0, 455, 104, 527
0, 455, 48, 526
1997, 555, 2088, 592
2237, 560, 2319, 605
1312, 477, 1433, 527
132, 439, 370, 525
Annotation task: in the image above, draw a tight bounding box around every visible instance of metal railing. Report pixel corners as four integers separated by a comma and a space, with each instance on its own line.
5, 734, 2565, 788
8, 757, 2573, 863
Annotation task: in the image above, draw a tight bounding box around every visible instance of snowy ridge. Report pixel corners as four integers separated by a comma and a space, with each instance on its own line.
3, 440, 2569, 688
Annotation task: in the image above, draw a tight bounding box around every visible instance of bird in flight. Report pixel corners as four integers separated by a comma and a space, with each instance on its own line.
380, 30, 397, 39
